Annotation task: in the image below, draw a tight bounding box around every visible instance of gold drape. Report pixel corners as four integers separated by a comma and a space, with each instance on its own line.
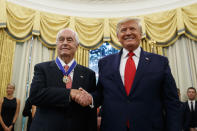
75, 17, 104, 49
140, 39, 164, 56
75, 46, 89, 67
143, 10, 177, 44
183, 4, 197, 41
6, 2, 35, 41
0, 29, 16, 97
0, 0, 197, 50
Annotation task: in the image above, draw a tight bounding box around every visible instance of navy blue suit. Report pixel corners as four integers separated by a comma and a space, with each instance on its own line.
181, 102, 190, 131
93, 48, 181, 131
29, 61, 97, 131
22, 98, 33, 131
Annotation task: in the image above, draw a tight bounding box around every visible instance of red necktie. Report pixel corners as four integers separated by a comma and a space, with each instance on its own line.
64, 65, 72, 89
124, 52, 136, 129
124, 52, 136, 95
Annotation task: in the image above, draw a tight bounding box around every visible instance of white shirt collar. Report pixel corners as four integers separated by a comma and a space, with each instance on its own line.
188, 99, 195, 103
58, 57, 75, 67
122, 46, 141, 58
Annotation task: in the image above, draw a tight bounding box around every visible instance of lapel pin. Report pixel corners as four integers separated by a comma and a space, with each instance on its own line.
80, 75, 84, 78
145, 57, 149, 61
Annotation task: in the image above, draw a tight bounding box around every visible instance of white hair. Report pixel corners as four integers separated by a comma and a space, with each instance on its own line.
56, 28, 79, 45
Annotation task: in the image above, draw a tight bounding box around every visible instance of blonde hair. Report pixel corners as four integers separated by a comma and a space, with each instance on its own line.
7, 83, 15, 89
116, 17, 142, 35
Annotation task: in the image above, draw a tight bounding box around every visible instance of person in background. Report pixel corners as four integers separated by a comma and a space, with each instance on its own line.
29, 28, 97, 131
74, 17, 181, 131
22, 98, 36, 131
0, 83, 20, 131
184, 87, 197, 131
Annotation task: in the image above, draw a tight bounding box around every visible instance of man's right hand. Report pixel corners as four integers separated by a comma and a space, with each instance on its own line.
70, 88, 92, 107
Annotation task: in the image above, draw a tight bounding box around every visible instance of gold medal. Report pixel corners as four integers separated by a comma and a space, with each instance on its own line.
63, 76, 70, 83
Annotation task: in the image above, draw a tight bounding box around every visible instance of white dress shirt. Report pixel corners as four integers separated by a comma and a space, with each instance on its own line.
188, 100, 196, 111
119, 46, 141, 85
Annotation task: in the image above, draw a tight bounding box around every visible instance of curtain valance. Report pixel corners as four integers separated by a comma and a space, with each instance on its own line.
0, 0, 197, 49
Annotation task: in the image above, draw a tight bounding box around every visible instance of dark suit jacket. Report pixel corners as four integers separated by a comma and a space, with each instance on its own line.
93, 48, 181, 131
180, 102, 190, 131
29, 61, 97, 131
184, 101, 197, 130
22, 98, 33, 131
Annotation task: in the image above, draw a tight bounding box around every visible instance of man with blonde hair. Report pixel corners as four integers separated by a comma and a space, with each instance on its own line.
75, 18, 181, 131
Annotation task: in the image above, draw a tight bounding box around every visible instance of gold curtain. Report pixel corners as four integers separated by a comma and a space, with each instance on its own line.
140, 39, 164, 55
143, 10, 177, 45
1, 0, 197, 50
183, 4, 197, 41
74, 17, 104, 49
0, 29, 16, 97
75, 46, 89, 67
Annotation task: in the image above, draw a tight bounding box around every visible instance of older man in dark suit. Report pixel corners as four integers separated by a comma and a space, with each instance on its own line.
75, 18, 181, 131
29, 28, 97, 131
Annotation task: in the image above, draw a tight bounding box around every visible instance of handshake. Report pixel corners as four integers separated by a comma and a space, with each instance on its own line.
70, 88, 93, 107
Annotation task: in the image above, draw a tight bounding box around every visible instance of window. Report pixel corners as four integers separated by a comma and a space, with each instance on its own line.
89, 42, 119, 80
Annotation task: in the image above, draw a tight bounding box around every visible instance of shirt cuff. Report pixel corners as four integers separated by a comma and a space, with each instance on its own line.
89, 96, 94, 108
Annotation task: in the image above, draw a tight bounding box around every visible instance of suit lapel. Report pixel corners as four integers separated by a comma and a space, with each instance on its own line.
49, 60, 64, 76
49, 61, 65, 87
113, 50, 128, 96
129, 49, 151, 96
72, 64, 84, 89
